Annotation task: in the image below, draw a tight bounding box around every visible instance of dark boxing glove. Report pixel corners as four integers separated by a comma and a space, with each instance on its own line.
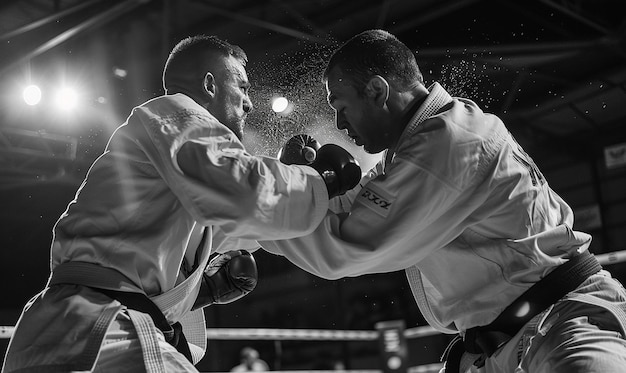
192, 250, 258, 310
311, 144, 361, 199
278, 134, 321, 165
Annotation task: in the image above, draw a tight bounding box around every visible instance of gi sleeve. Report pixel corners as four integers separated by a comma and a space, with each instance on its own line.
130, 95, 329, 240
260, 114, 489, 279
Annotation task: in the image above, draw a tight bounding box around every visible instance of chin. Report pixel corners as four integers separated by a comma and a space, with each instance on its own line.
236, 124, 245, 140
226, 121, 245, 140
363, 144, 381, 154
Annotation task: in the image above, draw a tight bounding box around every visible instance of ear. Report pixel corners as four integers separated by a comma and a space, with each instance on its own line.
365, 75, 389, 107
203, 72, 217, 98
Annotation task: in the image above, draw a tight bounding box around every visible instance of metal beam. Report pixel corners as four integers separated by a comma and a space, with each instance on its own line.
413, 37, 616, 58
271, 0, 333, 41
389, 0, 482, 35
0, 0, 152, 77
195, 3, 330, 44
375, 0, 394, 29
0, 127, 77, 161
0, 0, 103, 41
511, 65, 626, 118
538, 0, 611, 35
500, 71, 527, 113
500, 0, 572, 38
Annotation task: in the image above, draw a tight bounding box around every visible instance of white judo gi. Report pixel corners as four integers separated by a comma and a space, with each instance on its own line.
3, 93, 328, 373
261, 83, 626, 372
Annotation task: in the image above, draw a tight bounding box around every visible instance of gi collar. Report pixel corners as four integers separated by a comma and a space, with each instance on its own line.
384, 83, 453, 168
404, 82, 453, 138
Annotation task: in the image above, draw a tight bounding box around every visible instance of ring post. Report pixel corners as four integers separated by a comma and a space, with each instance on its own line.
376, 320, 408, 373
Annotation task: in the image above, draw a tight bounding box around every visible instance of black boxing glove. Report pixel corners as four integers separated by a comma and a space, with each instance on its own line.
192, 250, 258, 310
278, 134, 321, 165
310, 144, 361, 199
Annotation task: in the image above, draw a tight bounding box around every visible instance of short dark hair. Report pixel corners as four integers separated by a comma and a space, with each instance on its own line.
323, 29, 423, 94
162, 35, 247, 91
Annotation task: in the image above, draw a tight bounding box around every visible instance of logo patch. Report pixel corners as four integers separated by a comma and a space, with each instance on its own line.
356, 183, 394, 217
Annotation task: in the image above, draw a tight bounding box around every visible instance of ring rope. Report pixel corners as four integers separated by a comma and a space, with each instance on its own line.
203, 325, 443, 341
206, 366, 445, 373
206, 328, 379, 341
0, 325, 439, 340
1, 250, 624, 341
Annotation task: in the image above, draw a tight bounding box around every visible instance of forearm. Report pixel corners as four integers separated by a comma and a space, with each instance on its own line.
133, 97, 330, 241
176, 142, 329, 239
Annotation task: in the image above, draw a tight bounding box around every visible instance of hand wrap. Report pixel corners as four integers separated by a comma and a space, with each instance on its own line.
278, 134, 321, 165
278, 135, 361, 198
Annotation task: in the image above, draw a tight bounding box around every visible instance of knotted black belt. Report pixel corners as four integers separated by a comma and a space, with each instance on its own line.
95, 288, 193, 362
441, 250, 602, 372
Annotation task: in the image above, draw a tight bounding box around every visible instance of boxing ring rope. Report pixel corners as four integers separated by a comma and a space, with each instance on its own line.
0, 325, 441, 343
203, 324, 441, 341
1, 250, 625, 340
595, 250, 626, 266
0, 324, 445, 372
204, 325, 446, 373
1, 250, 625, 372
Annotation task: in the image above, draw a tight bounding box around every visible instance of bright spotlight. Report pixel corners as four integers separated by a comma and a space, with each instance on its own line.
113, 67, 128, 79
272, 96, 289, 113
55, 87, 78, 111
23, 85, 42, 106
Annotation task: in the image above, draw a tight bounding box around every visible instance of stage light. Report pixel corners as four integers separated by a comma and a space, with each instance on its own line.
55, 87, 78, 111
23, 85, 42, 106
113, 67, 127, 79
271, 96, 289, 113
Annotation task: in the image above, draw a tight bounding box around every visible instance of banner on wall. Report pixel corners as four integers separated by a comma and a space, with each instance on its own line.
604, 142, 626, 169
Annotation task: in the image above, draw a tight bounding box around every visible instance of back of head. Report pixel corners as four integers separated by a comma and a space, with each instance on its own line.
163, 35, 248, 96
241, 346, 259, 360
323, 29, 423, 93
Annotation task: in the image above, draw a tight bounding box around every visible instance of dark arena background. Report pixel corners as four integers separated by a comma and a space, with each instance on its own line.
1, 1, 626, 372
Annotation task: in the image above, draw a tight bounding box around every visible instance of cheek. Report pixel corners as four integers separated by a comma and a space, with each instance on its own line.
356, 109, 380, 137
346, 107, 365, 127
230, 93, 245, 109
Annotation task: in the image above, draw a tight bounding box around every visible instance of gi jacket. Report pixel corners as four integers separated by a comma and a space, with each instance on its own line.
261, 83, 592, 333
5, 93, 328, 370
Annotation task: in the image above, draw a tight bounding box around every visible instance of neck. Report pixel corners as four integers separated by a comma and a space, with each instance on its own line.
399, 91, 427, 124
166, 86, 208, 108
386, 87, 429, 152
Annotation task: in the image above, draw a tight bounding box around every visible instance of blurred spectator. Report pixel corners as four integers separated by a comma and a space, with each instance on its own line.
231, 347, 270, 372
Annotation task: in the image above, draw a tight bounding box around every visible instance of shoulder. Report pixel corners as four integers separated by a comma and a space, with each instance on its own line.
129, 94, 219, 133
137, 94, 208, 118
407, 98, 505, 150
394, 99, 507, 190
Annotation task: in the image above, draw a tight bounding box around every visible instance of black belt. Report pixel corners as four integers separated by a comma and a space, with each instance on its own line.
441, 250, 602, 372
95, 288, 193, 362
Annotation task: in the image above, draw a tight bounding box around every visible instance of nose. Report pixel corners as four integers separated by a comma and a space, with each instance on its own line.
244, 96, 253, 113
335, 112, 347, 130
